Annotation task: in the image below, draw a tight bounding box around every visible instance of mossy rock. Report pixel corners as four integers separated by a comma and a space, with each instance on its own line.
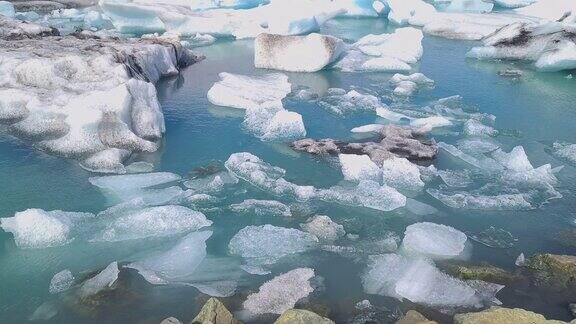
274, 309, 334, 324
191, 298, 241, 324
440, 262, 523, 284
454, 306, 574, 324
525, 254, 576, 289
555, 229, 576, 248
396, 310, 437, 324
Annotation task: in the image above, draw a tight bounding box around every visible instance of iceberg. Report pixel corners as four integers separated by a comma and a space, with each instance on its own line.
0, 16, 202, 172
228, 225, 319, 265
0, 209, 94, 249
243, 268, 315, 315
468, 22, 576, 71
317, 180, 407, 212
401, 222, 468, 259
318, 89, 382, 115
127, 231, 212, 284
390, 73, 434, 96
515, 0, 576, 22
380, 157, 424, 191
384, 0, 436, 25
254, 33, 345, 72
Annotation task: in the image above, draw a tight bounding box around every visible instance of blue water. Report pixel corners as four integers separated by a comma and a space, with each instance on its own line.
1, 17, 576, 323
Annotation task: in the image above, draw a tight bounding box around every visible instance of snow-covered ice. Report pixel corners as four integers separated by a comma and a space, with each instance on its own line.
0, 209, 94, 249
49, 269, 75, 294
254, 33, 345, 72
243, 268, 315, 315
300, 215, 345, 242
339, 154, 381, 182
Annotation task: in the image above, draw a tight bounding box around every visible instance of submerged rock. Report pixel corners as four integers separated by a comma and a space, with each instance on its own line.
191, 298, 241, 324
466, 226, 518, 249
453, 306, 573, 324
275, 309, 334, 324
525, 254, 576, 289
161, 317, 182, 324
255, 33, 345, 72
396, 310, 437, 324
292, 125, 438, 164
440, 262, 523, 284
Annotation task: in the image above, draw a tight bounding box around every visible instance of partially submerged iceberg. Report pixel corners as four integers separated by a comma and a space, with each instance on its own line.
551, 142, 576, 165
0, 209, 94, 249
339, 154, 381, 182
228, 225, 318, 266
230, 199, 292, 217
318, 89, 382, 115
0, 16, 202, 172
254, 33, 345, 72
79, 261, 119, 298
89, 172, 182, 201
390, 73, 434, 96
401, 222, 468, 259
300, 215, 345, 243
243, 268, 316, 315
49, 269, 75, 294
467, 22, 576, 71
127, 231, 212, 284
380, 157, 424, 191
0, 1, 15, 18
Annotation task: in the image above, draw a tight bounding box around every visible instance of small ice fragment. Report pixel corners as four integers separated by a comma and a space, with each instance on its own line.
49, 269, 75, 294
515, 253, 525, 266
230, 199, 291, 217
300, 215, 345, 243
401, 222, 468, 259
78, 261, 119, 298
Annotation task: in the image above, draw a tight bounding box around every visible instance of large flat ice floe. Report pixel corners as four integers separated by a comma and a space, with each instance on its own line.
208, 72, 306, 141
0, 16, 202, 173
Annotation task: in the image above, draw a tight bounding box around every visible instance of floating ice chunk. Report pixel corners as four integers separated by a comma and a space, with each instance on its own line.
181, 33, 216, 48
406, 198, 438, 215
243, 268, 315, 315
229, 225, 318, 265
79, 262, 119, 298
381, 157, 424, 191
515, 253, 526, 266
207, 72, 291, 110
317, 180, 406, 212
446, 0, 494, 13
391, 73, 434, 96
319, 89, 382, 115
339, 154, 382, 181
125, 161, 155, 173
492, 146, 533, 172
241, 265, 271, 275
300, 215, 345, 242
376, 106, 410, 122
225, 152, 315, 200
439, 142, 502, 171
95, 205, 212, 242
401, 222, 467, 258
551, 142, 576, 165
89, 172, 181, 200
230, 199, 292, 217
438, 169, 472, 187
261, 109, 306, 141
0, 209, 93, 249
0, 1, 15, 18
427, 189, 533, 210
411, 116, 453, 132
254, 33, 345, 72
49, 269, 75, 294
128, 231, 211, 285
351, 124, 385, 133
80, 148, 130, 174
184, 171, 238, 194
493, 0, 536, 8
463, 119, 498, 137
362, 254, 484, 308
335, 28, 423, 72
29, 301, 58, 321
385, 0, 436, 25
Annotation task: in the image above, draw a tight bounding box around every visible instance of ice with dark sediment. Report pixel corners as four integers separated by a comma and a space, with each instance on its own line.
228, 225, 319, 266
242, 268, 316, 315
0, 15, 202, 172
467, 21, 576, 72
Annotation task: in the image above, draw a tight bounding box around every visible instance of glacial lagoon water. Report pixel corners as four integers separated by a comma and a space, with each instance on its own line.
1, 17, 576, 323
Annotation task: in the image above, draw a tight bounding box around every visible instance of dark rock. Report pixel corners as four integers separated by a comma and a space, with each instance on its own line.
292, 125, 437, 164
396, 310, 437, 324
440, 262, 524, 284
525, 254, 576, 289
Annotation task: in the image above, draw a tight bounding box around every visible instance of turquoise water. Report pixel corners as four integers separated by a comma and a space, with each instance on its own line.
1, 18, 576, 323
